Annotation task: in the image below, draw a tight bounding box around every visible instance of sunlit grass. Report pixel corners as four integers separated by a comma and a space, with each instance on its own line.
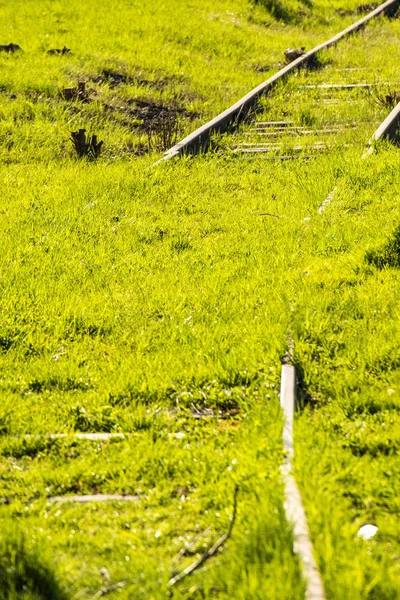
0, 0, 399, 598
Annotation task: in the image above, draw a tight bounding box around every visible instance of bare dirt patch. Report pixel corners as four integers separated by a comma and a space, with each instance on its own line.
104, 96, 200, 152
0, 43, 22, 53
338, 3, 378, 15
92, 69, 183, 91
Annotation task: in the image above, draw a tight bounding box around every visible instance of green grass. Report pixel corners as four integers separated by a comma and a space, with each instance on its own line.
291, 149, 400, 599
0, 0, 399, 598
0, 403, 306, 599
0, 0, 371, 160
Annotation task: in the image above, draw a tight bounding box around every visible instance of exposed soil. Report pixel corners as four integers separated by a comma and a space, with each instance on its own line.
121, 141, 149, 156
2, 70, 201, 154
190, 405, 241, 420
92, 69, 183, 91
0, 43, 22, 53
126, 98, 199, 127
356, 2, 378, 13
124, 98, 199, 151
61, 94, 199, 152
95, 96, 199, 139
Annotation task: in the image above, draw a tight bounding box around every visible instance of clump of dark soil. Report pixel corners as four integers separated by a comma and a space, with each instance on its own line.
121, 141, 150, 156
99, 96, 198, 127
61, 81, 87, 101
254, 65, 272, 73
99, 96, 199, 150
88, 67, 200, 151
356, 3, 378, 13
93, 70, 129, 87
93, 69, 180, 91
127, 97, 199, 126
129, 99, 197, 151
47, 46, 71, 55
0, 43, 22, 53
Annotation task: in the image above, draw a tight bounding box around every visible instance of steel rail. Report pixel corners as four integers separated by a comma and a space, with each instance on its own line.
364, 99, 400, 156
296, 94, 400, 596
156, 0, 399, 163
280, 362, 326, 600
319, 99, 400, 212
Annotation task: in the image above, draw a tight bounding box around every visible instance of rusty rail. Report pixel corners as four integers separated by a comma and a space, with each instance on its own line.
156, 0, 399, 163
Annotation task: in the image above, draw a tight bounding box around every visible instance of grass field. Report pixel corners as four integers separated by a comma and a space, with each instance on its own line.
0, 1, 399, 599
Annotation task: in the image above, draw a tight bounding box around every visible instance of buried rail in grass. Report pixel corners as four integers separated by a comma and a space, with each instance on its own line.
48, 494, 140, 504
280, 360, 326, 600
20, 433, 128, 441
299, 82, 399, 89
320, 98, 400, 212
156, 0, 399, 162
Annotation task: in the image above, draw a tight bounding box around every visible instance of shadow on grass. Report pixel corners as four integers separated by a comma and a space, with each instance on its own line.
305, 54, 332, 72
365, 224, 400, 269
0, 530, 68, 600
252, 0, 296, 23
293, 359, 316, 409
252, 0, 316, 23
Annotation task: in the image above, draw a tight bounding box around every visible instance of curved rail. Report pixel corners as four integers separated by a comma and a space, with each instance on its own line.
156, 0, 399, 163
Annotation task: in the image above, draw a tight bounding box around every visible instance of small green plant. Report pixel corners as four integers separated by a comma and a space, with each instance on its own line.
146, 111, 182, 152
369, 86, 400, 109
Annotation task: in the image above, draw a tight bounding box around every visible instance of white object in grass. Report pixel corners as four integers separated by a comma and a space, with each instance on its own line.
357, 524, 378, 540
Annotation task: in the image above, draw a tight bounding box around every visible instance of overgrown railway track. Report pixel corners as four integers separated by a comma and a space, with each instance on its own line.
157, 0, 400, 162
155, 2, 400, 597
4, 2, 400, 597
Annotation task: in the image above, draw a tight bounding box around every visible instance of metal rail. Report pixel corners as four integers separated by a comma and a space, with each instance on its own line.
319, 98, 400, 212
156, 0, 399, 163
364, 100, 400, 155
